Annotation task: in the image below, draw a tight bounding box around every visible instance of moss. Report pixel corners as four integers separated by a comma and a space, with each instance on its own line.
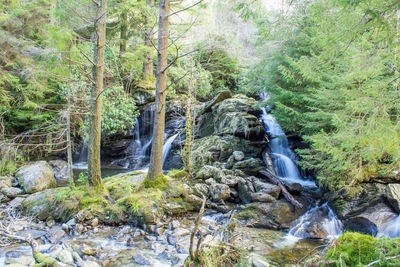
143, 174, 169, 190
33, 251, 58, 267
235, 204, 262, 221
324, 232, 400, 266
168, 169, 188, 179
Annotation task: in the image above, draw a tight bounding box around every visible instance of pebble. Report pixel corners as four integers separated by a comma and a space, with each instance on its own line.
170, 220, 180, 230
132, 254, 151, 265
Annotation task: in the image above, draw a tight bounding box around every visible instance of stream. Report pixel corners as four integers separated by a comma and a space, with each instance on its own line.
5, 103, 398, 266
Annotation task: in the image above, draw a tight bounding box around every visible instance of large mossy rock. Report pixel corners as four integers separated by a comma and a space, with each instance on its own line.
21, 188, 79, 221
191, 135, 263, 172
196, 94, 265, 140
16, 161, 56, 193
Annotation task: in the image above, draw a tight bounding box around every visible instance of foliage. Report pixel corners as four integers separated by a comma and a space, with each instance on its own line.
241, 0, 400, 191
325, 232, 400, 266
101, 85, 139, 138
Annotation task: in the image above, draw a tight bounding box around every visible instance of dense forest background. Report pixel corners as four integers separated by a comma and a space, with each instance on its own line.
1, 0, 399, 193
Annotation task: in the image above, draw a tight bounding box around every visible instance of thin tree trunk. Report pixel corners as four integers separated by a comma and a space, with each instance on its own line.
67, 41, 74, 185
119, 11, 128, 63
183, 69, 194, 174
88, 0, 107, 190
148, 0, 169, 180
143, 0, 155, 80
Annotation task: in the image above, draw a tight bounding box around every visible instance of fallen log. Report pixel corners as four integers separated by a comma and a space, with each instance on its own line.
259, 169, 304, 209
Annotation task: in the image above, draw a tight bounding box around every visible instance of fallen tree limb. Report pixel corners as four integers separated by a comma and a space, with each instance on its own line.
259, 169, 303, 209
189, 195, 207, 260
365, 255, 400, 266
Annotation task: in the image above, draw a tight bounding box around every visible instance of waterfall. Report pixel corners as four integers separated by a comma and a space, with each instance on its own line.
377, 216, 400, 238
134, 117, 142, 149
162, 133, 179, 169
73, 137, 89, 169
261, 108, 316, 188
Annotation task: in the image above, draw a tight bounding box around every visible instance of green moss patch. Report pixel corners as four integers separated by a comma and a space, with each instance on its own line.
324, 232, 400, 266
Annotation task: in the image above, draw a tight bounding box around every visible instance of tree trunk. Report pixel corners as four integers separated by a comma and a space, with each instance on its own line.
119, 11, 128, 63
148, 0, 169, 180
88, 0, 107, 190
143, 0, 155, 80
67, 42, 74, 185
183, 69, 194, 174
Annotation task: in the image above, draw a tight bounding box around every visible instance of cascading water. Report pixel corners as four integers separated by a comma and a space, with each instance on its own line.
73, 137, 89, 169
377, 216, 400, 238
261, 108, 316, 188
162, 133, 179, 169
277, 203, 343, 247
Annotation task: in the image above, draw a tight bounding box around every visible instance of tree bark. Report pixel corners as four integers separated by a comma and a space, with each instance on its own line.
143, 0, 155, 80
49, 0, 56, 25
148, 0, 169, 180
259, 169, 303, 209
119, 11, 128, 63
88, 0, 107, 190
183, 69, 194, 174
67, 42, 74, 185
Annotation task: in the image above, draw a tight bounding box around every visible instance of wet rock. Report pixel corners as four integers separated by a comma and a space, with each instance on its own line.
285, 182, 303, 195
233, 158, 265, 174
81, 245, 98, 256
174, 228, 190, 237
184, 194, 204, 206
16, 161, 56, 193
61, 223, 69, 232
46, 217, 55, 227
76, 210, 94, 223
250, 254, 270, 267
236, 199, 308, 230
357, 202, 397, 227
209, 183, 231, 202
145, 235, 156, 241
57, 249, 74, 265
1, 187, 23, 198
72, 251, 83, 264
252, 179, 281, 199
90, 218, 99, 227
167, 234, 178, 245
170, 220, 180, 230
152, 243, 167, 254
46, 226, 66, 244
205, 178, 216, 185
66, 218, 76, 228
344, 217, 378, 236
132, 254, 151, 265
48, 160, 72, 187
75, 224, 84, 235
386, 183, 400, 213
6, 255, 35, 266
0, 176, 12, 189
233, 151, 245, 161
81, 261, 100, 267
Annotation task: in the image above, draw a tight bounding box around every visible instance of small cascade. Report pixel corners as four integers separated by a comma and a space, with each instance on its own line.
378, 215, 400, 238
162, 133, 179, 169
278, 204, 343, 246
74, 137, 89, 169
134, 117, 142, 149
261, 108, 316, 188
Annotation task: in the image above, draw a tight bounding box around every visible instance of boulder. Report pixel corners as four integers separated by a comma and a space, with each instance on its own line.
344, 217, 378, 236
203, 90, 232, 113
48, 160, 72, 187
250, 192, 275, 203
21, 188, 78, 221
233, 158, 265, 174
16, 161, 56, 193
285, 182, 303, 195
238, 177, 255, 203
0, 193, 9, 203
1, 187, 23, 198
236, 199, 308, 230
57, 249, 74, 265
209, 183, 231, 202
197, 165, 221, 180
191, 135, 263, 172
0, 176, 12, 189
214, 112, 264, 140
192, 183, 209, 197
252, 179, 281, 199
233, 151, 245, 161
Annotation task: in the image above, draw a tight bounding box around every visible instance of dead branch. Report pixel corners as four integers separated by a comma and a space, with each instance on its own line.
189, 195, 206, 260
259, 169, 304, 208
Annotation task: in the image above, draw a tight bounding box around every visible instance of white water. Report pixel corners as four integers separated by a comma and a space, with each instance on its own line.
377, 215, 400, 238
73, 137, 89, 169
162, 133, 179, 169
277, 204, 343, 247
261, 108, 316, 188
